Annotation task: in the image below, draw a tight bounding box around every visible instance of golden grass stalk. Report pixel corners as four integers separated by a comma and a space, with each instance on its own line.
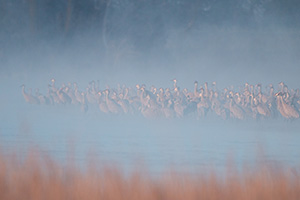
0, 149, 299, 200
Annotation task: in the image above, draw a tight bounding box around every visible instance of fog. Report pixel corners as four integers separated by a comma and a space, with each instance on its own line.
1, 0, 300, 87
1, 0, 300, 173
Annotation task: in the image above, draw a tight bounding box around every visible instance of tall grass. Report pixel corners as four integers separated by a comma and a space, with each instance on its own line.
0, 150, 299, 200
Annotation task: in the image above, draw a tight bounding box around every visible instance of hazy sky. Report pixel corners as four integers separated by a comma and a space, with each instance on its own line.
1, 0, 300, 90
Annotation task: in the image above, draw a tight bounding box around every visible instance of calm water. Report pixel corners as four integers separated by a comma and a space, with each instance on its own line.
1, 75, 300, 174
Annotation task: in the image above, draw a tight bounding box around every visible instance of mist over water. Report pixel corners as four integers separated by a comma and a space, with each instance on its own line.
1, 0, 300, 173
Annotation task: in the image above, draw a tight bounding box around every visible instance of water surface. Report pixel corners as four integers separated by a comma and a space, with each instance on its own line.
1, 76, 300, 174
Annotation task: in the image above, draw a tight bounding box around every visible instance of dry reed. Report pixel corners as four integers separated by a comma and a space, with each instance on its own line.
0, 149, 299, 200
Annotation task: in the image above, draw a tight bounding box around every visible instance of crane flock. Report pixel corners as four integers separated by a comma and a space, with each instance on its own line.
21, 79, 300, 120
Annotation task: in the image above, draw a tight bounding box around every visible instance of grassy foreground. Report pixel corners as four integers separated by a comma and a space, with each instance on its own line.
0, 150, 299, 200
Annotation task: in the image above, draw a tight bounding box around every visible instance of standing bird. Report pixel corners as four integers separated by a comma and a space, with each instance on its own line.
211, 91, 227, 119
194, 81, 199, 97
140, 95, 162, 119
97, 91, 110, 113
74, 83, 83, 104
254, 97, 271, 118
117, 93, 131, 114
162, 99, 176, 119
35, 88, 50, 105
86, 87, 97, 104
275, 92, 299, 119
197, 92, 210, 118
21, 85, 40, 104
204, 82, 209, 98
80, 92, 88, 113
228, 98, 245, 120
56, 88, 72, 104
172, 78, 178, 90
49, 78, 58, 92
212, 82, 217, 92
64, 87, 79, 105
105, 89, 123, 114
174, 98, 186, 118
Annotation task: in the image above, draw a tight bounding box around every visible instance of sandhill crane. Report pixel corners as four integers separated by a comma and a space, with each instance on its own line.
283, 86, 292, 105
125, 88, 140, 113
74, 83, 83, 104
264, 85, 277, 117
197, 93, 210, 118
267, 85, 275, 101
35, 88, 50, 105
208, 90, 214, 102
204, 82, 209, 98
64, 86, 79, 105
156, 88, 165, 107
185, 90, 195, 103
194, 81, 199, 97
255, 84, 268, 104
276, 92, 299, 119
48, 87, 59, 104
140, 96, 162, 119
46, 88, 54, 105
228, 98, 245, 120
139, 87, 150, 107
105, 89, 123, 114
275, 92, 290, 119
57, 88, 72, 104
141, 85, 156, 100
212, 81, 217, 92
21, 85, 40, 104
86, 87, 97, 104
211, 91, 227, 119
117, 93, 131, 114
279, 82, 285, 93
49, 78, 58, 92
80, 92, 88, 113
150, 85, 157, 95
164, 88, 171, 99
161, 99, 175, 118
89, 81, 97, 94
174, 98, 186, 118
146, 94, 160, 110
122, 87, 130, 101
173, 87, 181, 98
172, 78, 178, 91
254, 97, 271, 118
234, 92, 242, 105
97, 91, 110, 113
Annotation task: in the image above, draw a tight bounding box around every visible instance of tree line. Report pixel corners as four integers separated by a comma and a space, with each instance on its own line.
0, 0, 299, 47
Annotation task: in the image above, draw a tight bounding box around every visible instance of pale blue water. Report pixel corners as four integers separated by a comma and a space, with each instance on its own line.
1, 75, 300, 174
